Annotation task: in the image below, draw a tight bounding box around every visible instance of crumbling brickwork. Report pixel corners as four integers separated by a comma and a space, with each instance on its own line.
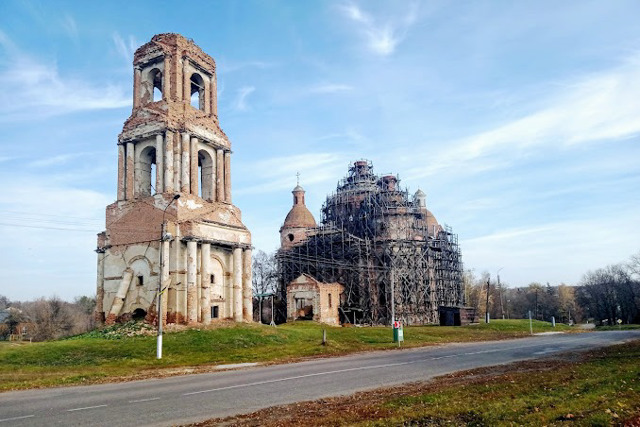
96, 34, 252, 326
286, 274, 344, 326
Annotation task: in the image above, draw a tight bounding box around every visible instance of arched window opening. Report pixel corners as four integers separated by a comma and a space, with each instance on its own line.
198, 149, 213, 200
152, 69, 163, 101
145, 68, 163, 104
190, 73, 205, 110
135, 146, 157, 197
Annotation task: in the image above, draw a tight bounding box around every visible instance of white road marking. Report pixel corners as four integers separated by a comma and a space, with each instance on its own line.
129, 397, 161, 403
533, 348, 557, 355
183, 362, 415, 396
66, 404, 108, 412
183, 337, 587, 397
0, 415, 35, 423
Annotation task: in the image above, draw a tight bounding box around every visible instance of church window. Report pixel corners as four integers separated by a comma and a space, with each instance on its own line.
288, 234, 294, 242
198, 150, 214, 200
135, 145, 157, 197
190, 73, 205, 110
145, 68, 163, 104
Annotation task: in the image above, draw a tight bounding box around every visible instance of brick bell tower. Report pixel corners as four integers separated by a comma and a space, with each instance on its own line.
96, 34, 252, 326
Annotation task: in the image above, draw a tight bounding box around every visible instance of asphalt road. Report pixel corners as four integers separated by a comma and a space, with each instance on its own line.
0, 330, 638, 426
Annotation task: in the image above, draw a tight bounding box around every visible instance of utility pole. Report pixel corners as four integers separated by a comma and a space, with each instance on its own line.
390, 269, 395, 326
497, 267, 504, 319
157, 194, 180, 360
485, 275, 490, 324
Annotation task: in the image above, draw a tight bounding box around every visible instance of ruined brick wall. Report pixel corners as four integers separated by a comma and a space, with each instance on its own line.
96, 34, 252, 326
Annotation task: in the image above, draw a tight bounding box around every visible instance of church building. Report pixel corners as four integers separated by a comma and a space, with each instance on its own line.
95, 34, 252, 325
277, 161, 465, 326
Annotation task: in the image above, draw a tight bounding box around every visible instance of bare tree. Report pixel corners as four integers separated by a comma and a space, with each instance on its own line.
252, 250, 277, 296
0, 295, 10, 310
577, 263, 639, 325
627, 251, 640, 279
463, 270, 490, 320
556, 284, 580, 323
71, 296, 96, 334
23, 297, 75, 341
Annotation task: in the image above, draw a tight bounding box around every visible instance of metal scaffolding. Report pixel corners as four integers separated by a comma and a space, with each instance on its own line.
277, 160, 463, 325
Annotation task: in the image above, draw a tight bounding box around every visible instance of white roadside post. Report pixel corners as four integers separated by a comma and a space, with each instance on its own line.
158, 194, 180, 359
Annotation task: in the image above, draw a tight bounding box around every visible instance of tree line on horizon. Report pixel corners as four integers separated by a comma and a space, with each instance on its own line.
0, 295, 95, 341
464, 251, 640, 325
254, 250, 640, 326
2, 251, 638, 341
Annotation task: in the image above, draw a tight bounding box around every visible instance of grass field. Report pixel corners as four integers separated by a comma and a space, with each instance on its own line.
0, 319, 570, 391
201, 339, 640, 426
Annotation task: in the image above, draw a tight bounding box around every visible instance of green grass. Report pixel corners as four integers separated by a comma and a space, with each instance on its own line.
370, 340, 640, 426
0, 319, 570, 391
596, 324, 640, 331
205, 339, 640, 426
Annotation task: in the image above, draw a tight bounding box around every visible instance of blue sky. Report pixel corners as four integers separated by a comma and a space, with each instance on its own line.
1, 1, 639, 300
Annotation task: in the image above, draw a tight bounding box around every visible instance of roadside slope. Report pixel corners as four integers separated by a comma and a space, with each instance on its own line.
0, 320, 572, 391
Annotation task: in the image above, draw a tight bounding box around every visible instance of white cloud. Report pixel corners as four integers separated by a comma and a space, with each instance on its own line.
61, 14, 78, 40
27, 152, 96, 168
112, 32, 138, 65
233, 86, 255, 111
0, 33, 130, 121
308, 83, 353, 94
407, 51, 640, 178
316, 128, 365, 142
462, 207, 640, 286
221, 60, 277, 73
236, 153, 348, 195
338, 2, 418, 56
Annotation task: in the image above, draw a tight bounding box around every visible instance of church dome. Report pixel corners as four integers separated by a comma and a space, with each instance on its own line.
283, 205, 317, 229
425, 209, 441, 236
282, 184, 316, 229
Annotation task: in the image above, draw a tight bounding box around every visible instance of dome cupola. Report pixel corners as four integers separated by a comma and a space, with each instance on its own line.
280, 182, 316, 249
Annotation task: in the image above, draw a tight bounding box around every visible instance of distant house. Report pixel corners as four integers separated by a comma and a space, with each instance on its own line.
0, 307, 30, 340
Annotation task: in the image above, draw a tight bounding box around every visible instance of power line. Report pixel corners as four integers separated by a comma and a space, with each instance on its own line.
0, 222, 98, 232
0, 210, 102, 222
